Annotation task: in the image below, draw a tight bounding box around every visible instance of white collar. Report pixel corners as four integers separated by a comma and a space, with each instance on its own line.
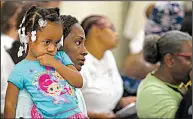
1, 34, 15, 50
86, 51, 108, 65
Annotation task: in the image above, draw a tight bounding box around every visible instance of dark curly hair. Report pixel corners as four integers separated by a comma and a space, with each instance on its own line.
60, 15, 78, 40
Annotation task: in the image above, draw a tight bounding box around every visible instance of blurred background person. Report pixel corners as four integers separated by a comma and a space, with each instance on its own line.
1, 1, 23, 117
80, 15, 136, 119
180, 1, 192, 36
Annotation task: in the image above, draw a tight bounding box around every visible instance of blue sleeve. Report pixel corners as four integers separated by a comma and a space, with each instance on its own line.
56, 51, 74, 66
8, 70, 24, 90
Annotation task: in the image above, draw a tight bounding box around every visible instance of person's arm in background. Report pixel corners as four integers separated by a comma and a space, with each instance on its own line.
4, 82, 19, 118
119, 96, 137, 108
113, 96, 136, 113
37, 53, 83, 88
88, 111, 117, 119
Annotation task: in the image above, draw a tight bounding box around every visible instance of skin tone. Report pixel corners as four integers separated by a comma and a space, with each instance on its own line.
85, 17, 136, 118
85, 18, 119, 60
4, 21, 83, 118
62, 23, 87, 71
154, 40, 192, 86
121, 52, 159, 80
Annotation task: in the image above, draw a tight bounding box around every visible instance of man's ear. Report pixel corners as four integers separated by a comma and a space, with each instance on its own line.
164, 53, 174, 68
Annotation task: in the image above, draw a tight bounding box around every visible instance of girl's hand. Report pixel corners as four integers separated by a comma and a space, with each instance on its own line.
37, 54, 57, 67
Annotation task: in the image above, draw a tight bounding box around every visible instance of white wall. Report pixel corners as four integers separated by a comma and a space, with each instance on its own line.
59, 1, 129, 68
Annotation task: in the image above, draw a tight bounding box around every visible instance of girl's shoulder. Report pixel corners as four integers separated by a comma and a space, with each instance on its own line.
55, 51, 73, 66
12, 59, 39, 73
56, 51, 68, 57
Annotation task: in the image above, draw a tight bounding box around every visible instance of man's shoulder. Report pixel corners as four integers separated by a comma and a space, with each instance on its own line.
138, 73, 165, 91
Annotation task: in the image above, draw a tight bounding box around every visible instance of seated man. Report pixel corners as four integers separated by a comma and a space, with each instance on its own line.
137, 31, 192, 118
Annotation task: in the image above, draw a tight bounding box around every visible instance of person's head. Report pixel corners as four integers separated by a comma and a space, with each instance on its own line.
60, 15, 87, 71
17, 6, 63, 60
81, 15, 119, 50
1, 1, 23, 34
143, 30, 192, 84
145, 2, 184, 35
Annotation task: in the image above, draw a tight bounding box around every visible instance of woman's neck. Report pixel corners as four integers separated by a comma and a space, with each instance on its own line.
85, 37, 106, 60
154, 66, 180, 85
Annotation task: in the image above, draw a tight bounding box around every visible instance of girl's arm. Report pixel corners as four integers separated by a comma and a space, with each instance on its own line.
53, 61, 83, 88
4, 82, 19, 118
37, 54, 83, 88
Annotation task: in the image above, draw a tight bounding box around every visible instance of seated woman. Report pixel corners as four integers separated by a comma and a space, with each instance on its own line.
15, 14, 88, 118
80, 15, 136, 118
136, 31, 192, 118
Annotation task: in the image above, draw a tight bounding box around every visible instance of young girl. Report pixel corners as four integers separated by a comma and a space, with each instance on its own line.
4, 6, 87, 118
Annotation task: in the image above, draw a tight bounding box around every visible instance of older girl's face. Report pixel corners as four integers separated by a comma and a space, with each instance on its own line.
63, 23, 87, 71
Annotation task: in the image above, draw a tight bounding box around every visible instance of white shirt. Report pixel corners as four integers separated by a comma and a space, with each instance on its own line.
1, 34, 15, 113
80, 50, 123, 113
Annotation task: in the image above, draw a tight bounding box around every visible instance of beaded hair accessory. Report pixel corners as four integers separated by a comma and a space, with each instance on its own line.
17, 18, 47, 57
